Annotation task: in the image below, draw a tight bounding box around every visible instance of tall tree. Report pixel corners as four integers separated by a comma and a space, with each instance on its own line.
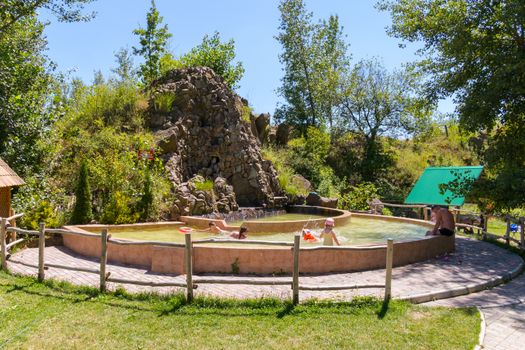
0, 15, 55, 177
339, 59, 431, 180
132, 0, 172, 86
0, 0, 95, 35
378, 0, 525, 209
275, 0, 349, 134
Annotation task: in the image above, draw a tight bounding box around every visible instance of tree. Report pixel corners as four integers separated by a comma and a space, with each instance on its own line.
70, 160, 93, 224
339, 59, 432, 180
0, 0, 95, 35
111, 47, 137, 84
275, 0, 349, 134
138, 171, 154, 221
180, 31, 245, 89
132, 0, 172, 86
378, 0, 525, 209
0, 15, 55, 177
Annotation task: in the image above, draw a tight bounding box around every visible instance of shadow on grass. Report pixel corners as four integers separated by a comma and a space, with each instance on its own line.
377, 298, 390, 319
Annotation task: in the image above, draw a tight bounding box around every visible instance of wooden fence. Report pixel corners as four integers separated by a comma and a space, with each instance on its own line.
372, 202, 525, 251
0, 216, 394, 304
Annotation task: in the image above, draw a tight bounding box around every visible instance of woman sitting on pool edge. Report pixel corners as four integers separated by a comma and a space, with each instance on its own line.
320, 218, 341, 246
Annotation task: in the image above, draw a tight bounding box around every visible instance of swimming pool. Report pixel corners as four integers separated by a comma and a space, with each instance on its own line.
80, 216, 428, 245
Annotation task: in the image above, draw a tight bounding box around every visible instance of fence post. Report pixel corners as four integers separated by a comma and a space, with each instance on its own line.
100, 228, 108, 292
519, 216, 525, 250
482, 214, 488, 240
505, 215, 511, 246
292, 234, 300, 305
38, 223, 45, 282
0, 218, 6, 270
185, 232, 193, 303
384, 239, 394, 301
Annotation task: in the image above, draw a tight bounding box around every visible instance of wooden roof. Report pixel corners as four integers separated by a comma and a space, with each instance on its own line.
0, 158, 25, 188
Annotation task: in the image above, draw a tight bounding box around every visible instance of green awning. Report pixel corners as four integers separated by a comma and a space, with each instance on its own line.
404, 166, 483, 206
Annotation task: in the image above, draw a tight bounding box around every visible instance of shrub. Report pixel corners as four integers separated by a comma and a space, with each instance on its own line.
21, 200, 63, 230
138, 171, 154, 221
339, 182, 379, 211
70, 160, 93, 224
241, 105, 252, 123
194, 179, 214, 192
153, 91, 176, 113
101, 191, 138, 225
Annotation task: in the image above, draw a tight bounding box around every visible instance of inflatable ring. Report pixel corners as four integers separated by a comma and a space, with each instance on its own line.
303, 232, 316, 241
179, 226, 193, 233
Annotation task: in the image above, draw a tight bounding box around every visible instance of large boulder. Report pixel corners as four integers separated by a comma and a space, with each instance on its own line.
305, 192, 338, 209
149, 67, 283, 217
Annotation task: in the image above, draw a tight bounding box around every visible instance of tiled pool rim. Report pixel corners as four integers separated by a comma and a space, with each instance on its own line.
64, 208, 454, 275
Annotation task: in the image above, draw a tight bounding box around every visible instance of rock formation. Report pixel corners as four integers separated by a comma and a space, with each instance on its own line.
148, 67, 283, 218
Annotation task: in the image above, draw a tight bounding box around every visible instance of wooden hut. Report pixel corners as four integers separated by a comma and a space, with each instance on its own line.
0, 158, 25, 218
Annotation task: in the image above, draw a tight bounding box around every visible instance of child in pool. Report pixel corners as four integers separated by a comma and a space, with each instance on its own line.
199, 221, 230, 235
301, 229, 319, 242
320, 218, 341, 246
230, 227, 248, 240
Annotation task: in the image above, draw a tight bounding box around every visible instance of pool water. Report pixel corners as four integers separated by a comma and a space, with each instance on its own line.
227, 213, 328, 226
85, 217, 428, 245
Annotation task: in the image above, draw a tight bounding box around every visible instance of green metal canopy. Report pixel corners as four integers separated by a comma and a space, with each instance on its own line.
404, 166, 483, 206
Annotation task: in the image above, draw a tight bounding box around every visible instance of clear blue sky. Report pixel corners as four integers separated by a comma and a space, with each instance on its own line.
39, 0, 453, 115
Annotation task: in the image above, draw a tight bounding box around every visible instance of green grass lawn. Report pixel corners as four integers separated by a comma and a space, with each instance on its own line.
0, 271, 479, 350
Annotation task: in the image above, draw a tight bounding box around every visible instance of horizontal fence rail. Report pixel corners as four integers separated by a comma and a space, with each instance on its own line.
0, 217, 395, 304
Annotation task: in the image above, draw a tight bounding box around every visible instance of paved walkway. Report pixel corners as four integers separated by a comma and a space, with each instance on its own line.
7, 237, 525, 349
427, 272, 525, 350
7, 237, 521, 300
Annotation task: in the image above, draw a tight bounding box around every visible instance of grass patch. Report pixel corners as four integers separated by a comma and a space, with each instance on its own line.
0, 271, 480, 349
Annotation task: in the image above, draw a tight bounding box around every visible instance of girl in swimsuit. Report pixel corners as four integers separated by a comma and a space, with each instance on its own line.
320, 218, 341, 246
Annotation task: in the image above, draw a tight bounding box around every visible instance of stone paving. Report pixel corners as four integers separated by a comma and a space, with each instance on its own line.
427, 272, 525, 350
7, 237, 521, 301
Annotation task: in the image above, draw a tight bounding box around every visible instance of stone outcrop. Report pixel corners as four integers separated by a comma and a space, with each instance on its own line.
305, 192, 338, 209
148, 67, 283, 218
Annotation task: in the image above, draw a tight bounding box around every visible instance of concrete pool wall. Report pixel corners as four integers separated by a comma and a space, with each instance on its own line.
63, 212, 454, 275
181, 205, 352, 233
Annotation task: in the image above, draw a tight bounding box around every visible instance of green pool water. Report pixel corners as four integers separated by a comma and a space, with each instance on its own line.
83, 217, 428, 245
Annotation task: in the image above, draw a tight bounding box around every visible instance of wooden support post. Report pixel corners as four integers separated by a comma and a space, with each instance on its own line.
519, 216, 525, 250
0, 218, 6, 270
292, 234, 300, 305
38, 223, 45, 282
100, 228, 108, 292
423, 207, 429, 221
505, 215, 511, 246
384, 239, 394, 301
482, 214, 488, 240
185, 233, 193, 303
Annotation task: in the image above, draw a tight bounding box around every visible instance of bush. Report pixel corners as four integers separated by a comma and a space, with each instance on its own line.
70, 160, 93, 224
339, 182, 379, 211
138, 171, 154, 221
101, 191, 138, 225
194, 179, 214, 192
153, 91, 176, 113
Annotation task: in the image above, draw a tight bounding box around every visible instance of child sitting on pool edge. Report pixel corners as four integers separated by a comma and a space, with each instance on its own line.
320, 218, 341, 246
